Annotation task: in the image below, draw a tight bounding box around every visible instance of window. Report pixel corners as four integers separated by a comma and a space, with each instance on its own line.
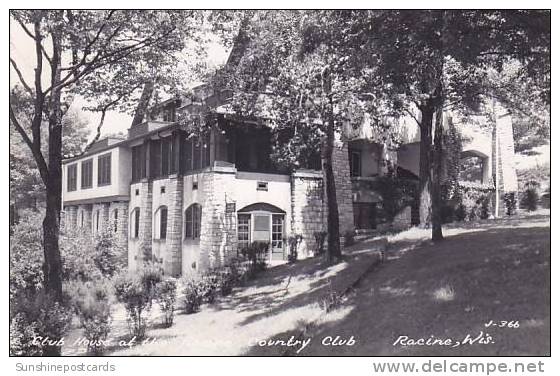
81, 159, 93, 189
98, 153, 111, 186
67, 164, 77, 192
93, 210, 100, 234
237, 214, 251, 250
112, 209, 119, 233
131, 208, 140, 238
162, 107, 175, 122
183, 134, 211, 173
150, 138, 172, 178
253, 214, 270, 242
350, 150, 361, 177
185, 204, 202, 239
257, 181, 268, 191
132, 145, 146, 182
272, 215, 284, 249
155, 206, 168, 240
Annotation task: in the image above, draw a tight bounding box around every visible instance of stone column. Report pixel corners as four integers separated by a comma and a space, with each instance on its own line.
291, 170, 326, 258
199, 166, 238, 271
163, 176, 183, 276
138, 180, 153, 262
331, 142, 355, 237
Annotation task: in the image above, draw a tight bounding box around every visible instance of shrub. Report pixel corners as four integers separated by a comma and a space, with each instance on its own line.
154, 278, 177, 327
216, 269, 235, 296
343, 230, 355, 247
68, 280, 113, 355
113, 272, 153, 340
455, 201, 467, 222
9, 211, 44, 300
503, 192, 517, 216
182, 278, 203, 314
521, 182, 539, 211
447, 182, 494, 222
93, 228, 126, 278
10, 291, 72, 356
240, 241, 269, 277
139, 262, 164, 307
371, 169, 417, 223
227, 258, 250, 285
313, 231, 327, 256
287, 234, 302, 262
199, 273, 219, 304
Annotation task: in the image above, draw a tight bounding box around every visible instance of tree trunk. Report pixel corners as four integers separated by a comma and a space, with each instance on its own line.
41, 24, 64, 356
417, 104, 434, 228
431, 105, 444, 241
131, 81, 155, 126
324, 100, 342, 262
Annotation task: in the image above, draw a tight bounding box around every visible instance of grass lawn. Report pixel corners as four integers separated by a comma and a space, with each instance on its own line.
62, 211, 549, 356
291, 211, 550, 356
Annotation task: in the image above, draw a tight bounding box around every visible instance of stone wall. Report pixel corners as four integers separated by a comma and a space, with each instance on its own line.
164, 176, 183, 276
199, 167, 238, 270
77, 204, 92, 232
108, 201, 129, 248
331, 142, 355, 237
137, 181, 153, 263
291, 170, 327, 258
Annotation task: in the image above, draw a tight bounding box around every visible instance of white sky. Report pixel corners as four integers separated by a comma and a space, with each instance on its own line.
9, 16, 230, 138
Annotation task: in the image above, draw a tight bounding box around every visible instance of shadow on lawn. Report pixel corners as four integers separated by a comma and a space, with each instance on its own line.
216, 240, 384, 328
247, 220, 550, 356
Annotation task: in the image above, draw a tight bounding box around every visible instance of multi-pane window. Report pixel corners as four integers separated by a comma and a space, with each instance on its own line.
98, 153, 111, 186
150, 137, 173, 178
185, 204, 202, 239
182, 135, 211, 173
81, 159, 93, 189
237, 214, 251, 250
67, 164, 77, 192
132, 145, 146, 182
272, 215, 284, 249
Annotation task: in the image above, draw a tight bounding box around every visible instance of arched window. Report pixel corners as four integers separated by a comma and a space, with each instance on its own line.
130, 208, 140, 239
92, 210, 101, 234
185, 204, 202, 239
154, 206, 168, 240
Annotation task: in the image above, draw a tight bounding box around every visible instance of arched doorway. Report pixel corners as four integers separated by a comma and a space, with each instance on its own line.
237, 203, 286, 261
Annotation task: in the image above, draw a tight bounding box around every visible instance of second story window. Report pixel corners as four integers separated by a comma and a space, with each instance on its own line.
81, 159, 93, 189
98, 153, 111, 186
132, 145, 146, 182
350, 150, 362, 177
67, 164, 77, 192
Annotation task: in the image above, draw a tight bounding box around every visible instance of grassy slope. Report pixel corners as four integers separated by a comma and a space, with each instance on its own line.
296, 213, 550, 356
